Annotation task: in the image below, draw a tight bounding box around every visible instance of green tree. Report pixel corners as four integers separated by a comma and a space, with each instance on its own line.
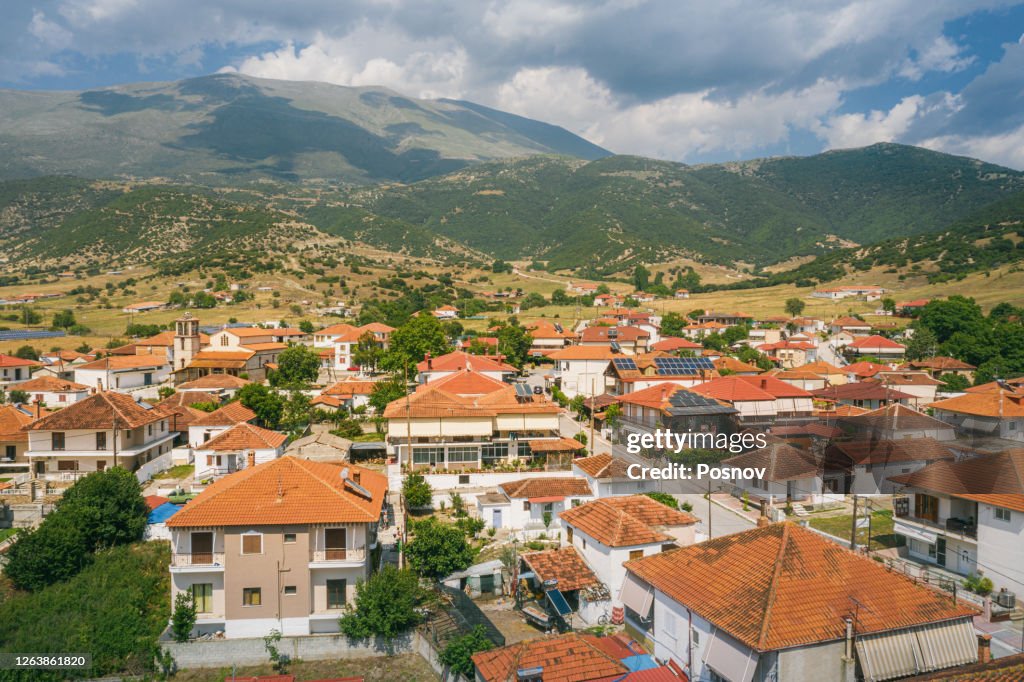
237, 383, 285, 429
338, 565, 425, 639
352, 331, 383, 372
916, 296, 986, 345
270, 344, 321, 387
439, 626, 494, 676
51, 309, 77, 329
20, 306, 41, 326
369, 376, 407, 414
191, 291, 217, 308
13, 345, 39, 360
3, 515, 90, 591
496, 323, 532, 368
382, 314, 450, 376
280, 389, 312, 434
632, 264, 651, 291
881, 297, 897, 314
905, 325, 939, 361
402, 472, 433, 509
939, 373, 970, 392
406, 518, 474, 579
171, 591, 197, 643
660, 312, 687, 338
550, 289, 571, 305
8, 389, 29, 404
298, 319, 315, 334
57, 467, 149, 551
644, 492, 679, 510
604, 403, 622, 441
784, 297, 806, 317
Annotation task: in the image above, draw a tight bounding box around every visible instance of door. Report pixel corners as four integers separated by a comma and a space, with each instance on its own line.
959, 549, 973, 573
493, 509, 502, 529
96, 461, 106, 472
936, 537, 946, 567
191, 532, 213, 564
325, 527, 347, 560
143, 373, 153, 386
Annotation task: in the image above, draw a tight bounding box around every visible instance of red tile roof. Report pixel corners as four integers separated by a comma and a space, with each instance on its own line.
0, 354, 41, 368
417, 351, 516, 373
499, 477, 592, 499
691, 375, 775, 402
929, 391, 1024, 418
846, 334, 906, 350
384, 370, 558, 419
889, 450, 1024, 512
0, 404, 37, 442
76, 353, 169, 370
625, 523, 976, 652
650, 337, 703, 352
906, 652, 1024, 680
735, 375, 813, 398
573, 453, 633, 480
548, 346, 622, 361
615, 382, 689, 412
12, 375, 89, 392
840, 403, 952, 432
844, 361, 890, 378
826, 437, 956, 466
472, 633, 628, 682
812, 382, 914, 402
520, 546, 601, 591
191, 401, 257, 426
197, 422, 288, 451
723, 441, 824, 482
580, 326, 650, 343
901, 357, 976, 372
25, 391, 164, 430
177, 374, 251, 390
559, 495, 696, 547
168, 457, 385, 527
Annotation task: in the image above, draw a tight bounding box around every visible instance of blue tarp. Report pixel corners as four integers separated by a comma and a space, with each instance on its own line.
622, 654, 659, 672
148, 502, 181, 524
545, 588, 572, 616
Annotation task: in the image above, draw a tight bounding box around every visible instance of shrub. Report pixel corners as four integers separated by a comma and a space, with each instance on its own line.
406, 518, 474, 580
402, 472, 433, 509
644, 492, 679, 510
439, 625, 494, 677
171, 591, 197, 643
339, 565, 424, 639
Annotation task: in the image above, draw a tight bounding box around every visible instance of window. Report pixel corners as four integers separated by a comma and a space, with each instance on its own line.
4, 445, 16, 461
242, 587, 261, 606
629, 549, 644, 561
664, 612, 676, 639
566, 527, 573, 544
96, 432, 107, 450
58, 394, 66, 403
191, 583, 213, 613
284, 533, 296, 543
915, 494, 940, 523
283, 585, 297, 596
446, 446, 479, 463
523, 501, 530, 511
995, 508, 1012, 522
458, 474, 470, 485
57, 460, 77, 471
327, 579, 347, 609
52, 432, 65, 450
241, 533, 263, 555
220, 336, 229, 346
148, 424, 153, 436
325, 527, 347, 560
542, 502, 554, 514
571, 499, 582, 508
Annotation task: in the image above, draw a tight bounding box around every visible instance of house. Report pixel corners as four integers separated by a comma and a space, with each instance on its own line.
788, 317, 825, 335
431, 305, 459, 319
767, 368, 828, 391
798, 359, 848, 386
674, 289, 690, 299
829, 316, 872, 335
312, 380, 377, 413
747, 326, 783, 345
843, 334, 907, 362
579, 325, 650, 354
823, 438, 956, 494
900, 357, 976, 382
37, 350, 94, 381
208, 326, 306, 349
477, 477, 593, 535
812, 288, 847, 300
691, 375, 814, 426
890, 450, 1024, 601
187, 401, 257, 448
151, 398, 209, 441
897, 299, 931, 316
459, 336, 499, 352
612, 383, 737, 446
11, 375, 90, 407
385, 369, 563, 470
24, 391, 174, 480
312, 322, 393, 371
548, 346, 621, 398
712, 356, 763, 376
876, 371, 942, 408
173, 350, 266, 384
649, 337, 702, 354
74, 353, 172, 391
843, 360, 890, 381
572, 453, 658, 497
0, 354, 41, 388
928, 389, 1024, 442
418, 351, 517, 384
194, 422, 288, 479
756, 340, 817, 368
812, 381, 914, 411
604, 352, 719, 395
724, 439, 833, 503
696, 311, 753, 326
839, 403, 958, 441
527, 321, 578, 357
0, 403, 44, 472
681, 321, 729, 339
593, 293, 621, 307
284, 431, 353, 463
167, 457, 386, 638
568, 281, 600, 294
176, 373, 251, 399
518, 547, 612, 627
623, 523, 978, 682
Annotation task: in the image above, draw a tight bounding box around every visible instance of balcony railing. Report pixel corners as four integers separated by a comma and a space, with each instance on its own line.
899, 515, 977, 540
310, 548, 365, 563
171, 552, 226, 567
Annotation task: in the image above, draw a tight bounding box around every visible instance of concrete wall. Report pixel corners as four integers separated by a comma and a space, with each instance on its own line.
136, 449, 174, 483
162, 631, 414, 668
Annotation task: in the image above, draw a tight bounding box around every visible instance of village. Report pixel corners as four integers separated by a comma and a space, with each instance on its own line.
0, 273, 1021, 682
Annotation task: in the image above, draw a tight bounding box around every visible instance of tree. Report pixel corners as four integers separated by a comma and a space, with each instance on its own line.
916, 296, 986, 345
171, 591, 197, 643
13, 345, 39, 360
406, 518, 474, 579
8, 389, 29, 405
58, 467, 149, 551
632, 264, 651, 291
604, 403, 622, 442
550, 289, 571, 305
382, 314, 450, 376
280, 389, 312, 434
3, 515, 90, 591
784, 297, 806, 317
271, 344, 321, 387
352, 331, 383, 372
339, 565, 424, 639
52, 309, 77, 329
440, 625, 494, 676
496, 323, 532, 368
237, 383, 285, 429
644, 492, 679, 510
905, 325, 939, 361
402, 472, 433, 509
881, 297, 896, 314
369, 376, 407, 414
660, 312, 687, 338
298, 319, 315, 334
939, 373, 970, 392
19, 306, 41, 326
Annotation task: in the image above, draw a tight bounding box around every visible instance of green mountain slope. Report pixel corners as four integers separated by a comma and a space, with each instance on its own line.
0, 74, 610, 185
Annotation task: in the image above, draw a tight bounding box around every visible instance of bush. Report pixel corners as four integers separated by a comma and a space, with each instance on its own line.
644, 492, 679, 510
406, 518, 474, 580
339, 565, 424, 639
439, 625, 494, 677
402, 472, 433, 509
171, 591, 197, 643
963, 573, 994, 596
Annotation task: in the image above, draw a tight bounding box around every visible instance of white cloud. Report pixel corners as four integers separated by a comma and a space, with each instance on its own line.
898, 35, 974, 81
29, 11, 72, 48
818, 96, 928, 149
919, 123, 1024, 170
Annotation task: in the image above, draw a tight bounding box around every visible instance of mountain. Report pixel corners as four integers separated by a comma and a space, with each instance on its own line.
0, 74, 610, 184
341, 145, 1024, 269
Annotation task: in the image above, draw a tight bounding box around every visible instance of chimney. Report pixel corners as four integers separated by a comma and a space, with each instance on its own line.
425, 352, 432, 369
977, 633, 992, 664
96, 379, 103, 392
352, 470, 361, 485
341, 466, 350, 481
760, 378, 767, 389
34, 400, 41, 419
247, 451, 255, 468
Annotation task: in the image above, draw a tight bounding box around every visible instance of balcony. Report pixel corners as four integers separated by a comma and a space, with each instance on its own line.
309, 548, 366, 566
893, 515, 977, 544
170, 552, 226, 571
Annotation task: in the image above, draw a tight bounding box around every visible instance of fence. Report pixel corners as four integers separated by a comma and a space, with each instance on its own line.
162, 631, 414, 669
135, 450, 174, 483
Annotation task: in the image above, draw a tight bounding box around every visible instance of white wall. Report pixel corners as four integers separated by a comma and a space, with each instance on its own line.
977, 502, 1024, 599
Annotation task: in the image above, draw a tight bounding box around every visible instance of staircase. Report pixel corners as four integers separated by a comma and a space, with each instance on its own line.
790, 503, 810, 518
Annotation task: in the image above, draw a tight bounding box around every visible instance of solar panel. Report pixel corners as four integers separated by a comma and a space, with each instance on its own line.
554, 324, 563, 333
655, 356, 714, 375
610, 341, 621, 352
545, 588, 573, 616
514, 383, 533, 398
0, 330, 66, 341
612, 357, 637, 371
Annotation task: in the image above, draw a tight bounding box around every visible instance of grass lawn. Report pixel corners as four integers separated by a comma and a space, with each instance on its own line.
808, 510, 905, 551
0, 528, 19, 542
172, 654, 440, 681
151, 464, 194, 480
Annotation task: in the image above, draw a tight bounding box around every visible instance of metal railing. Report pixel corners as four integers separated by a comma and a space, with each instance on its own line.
170, 552, 226, 567
310, 548, 366, 563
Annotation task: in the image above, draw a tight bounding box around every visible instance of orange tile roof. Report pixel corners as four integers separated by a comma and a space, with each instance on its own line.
318, 323, 359, 336
499, 477, 592, 499
965, 376, 1024, 394
221, 327, 281, 338
889, 450, 1024, 512
713, 356, 764, 374
723, 441, 824, 482
548, 346, 621, 361
26, 391, 164, 430
168, 457, 385, 527
877, 371, 943, 387
198, 422, 288, 451
929, 391, 1024, 418
573, 453, 633, 480
520, 547, 601, 592
812, 382, 914, 402
559, 495, 696, 547
192, 401, 257, 426
735, 375, 812, 398
0, 404, 37, 442
843, 360, 891, 377
580, 326, 650, 343
242, 342, 288, 351
901, 357, 976, 372
841, 402, 952, 431
152, 404, 208, 430
138, 330, 211, 346
191, 350, 255, 362
847, 334, 906, 350
12, 375, 89, 392
826, 438, 955, 467
615, 383, 688, 412
359, 322, 395, 334
75, 353, 169, 370
177, 374, 251, 390
418, 351, 516, 374
323, 380, 378, 397
384, 370, 558, 419
907, 652, 1024, 681
472, 633, 628, 682
815, 404, 869, 418
691, 375, 775, 402
625, 523, 976, 652
650, 337, 703, 352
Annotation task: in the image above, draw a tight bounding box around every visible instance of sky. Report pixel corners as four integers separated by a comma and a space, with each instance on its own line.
3, 1, 1024, 169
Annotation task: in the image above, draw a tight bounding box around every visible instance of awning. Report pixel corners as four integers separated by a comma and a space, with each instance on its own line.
528, 496, 565, 503
894, 519, 938, 545
702, 628, 757, 682
856, 618, 977, 681
620, 572, 654, 619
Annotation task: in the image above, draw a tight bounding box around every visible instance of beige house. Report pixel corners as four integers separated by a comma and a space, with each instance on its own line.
167, 457, 387, 638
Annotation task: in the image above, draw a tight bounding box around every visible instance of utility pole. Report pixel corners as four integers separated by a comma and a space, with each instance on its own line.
707, 478, 712, 539
850, 494, 858, 551
404, 362, 412, 472
865, 499, 873, 554
589, 378, 595, 454
112, 413, 119, 470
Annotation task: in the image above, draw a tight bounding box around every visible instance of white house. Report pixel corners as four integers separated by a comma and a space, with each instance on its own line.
548, 345, 618, 398
74, 353, 172, 392
193, 422, 288, 480
723, 440, 834, 504
187, 402, 257, 448
0, 354, 41, 388
572, 453, 656, 497
11, 375, 90, 407
477, 477, 593, 536
824, 437, 956, 495
417, 351, 517, 385
623, 523, 978, 682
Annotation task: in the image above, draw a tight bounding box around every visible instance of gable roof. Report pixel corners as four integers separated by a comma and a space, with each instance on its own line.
580, 326, 650, 343
929, 391, 1024, 419
177, 374, 252, 390
812, 382, 914, 402
826, 437, 956, 467
841, 403, 952, 432
75, 353, 169, 371
847, 335, 906, 350
499, 477, 592, 500
418, 351, 516, 373
901, 357, 976, 372
723, 440, 824, 482
520, 546, 601, 592
384, 370, 558, 419
691, 375, 776, 402
191, 401, 257, 426
844, 361, 890, 378
26, 391, 163, 430
572, 453, 632, 480
0, 404, 38, 442
154, 391, 220, 409
472, 633, 628, 682
650, 337, 703, 352
167, 457, 385, 527
889, 450, 1024, 512
625, 523, 975, 652
0, 354, 41, 368
713, 356, 764, 374
735, 375, 813, 398
548, 346, 621, 361
559, 495, 696, 547
198, 422, 288, 451
12, 375, 89, 392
